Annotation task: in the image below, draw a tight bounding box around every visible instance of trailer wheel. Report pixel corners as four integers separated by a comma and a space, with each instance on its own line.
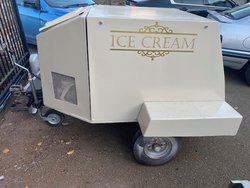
45, 109, 64, 127
133, 130, 180, 166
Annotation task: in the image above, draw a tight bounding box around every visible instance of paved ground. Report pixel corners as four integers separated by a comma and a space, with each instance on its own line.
0, 67, 249, 188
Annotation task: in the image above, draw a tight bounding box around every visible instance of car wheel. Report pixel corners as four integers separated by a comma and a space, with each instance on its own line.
132, 130, 181, 166
244, 63, 250, 85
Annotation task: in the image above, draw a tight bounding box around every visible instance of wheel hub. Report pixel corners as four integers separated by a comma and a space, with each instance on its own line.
153, 143, 163, 152
47, 113, 61, 125
144, 138, 172, 160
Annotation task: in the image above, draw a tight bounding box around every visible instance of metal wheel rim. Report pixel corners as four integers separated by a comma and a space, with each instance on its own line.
143, 138, 172, 160
47, 113, 61, 125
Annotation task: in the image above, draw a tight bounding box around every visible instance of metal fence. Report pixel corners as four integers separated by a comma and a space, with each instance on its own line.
0, 0, 29, 110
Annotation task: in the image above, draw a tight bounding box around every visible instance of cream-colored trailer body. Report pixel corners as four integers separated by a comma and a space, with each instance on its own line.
37, 5, 242, 137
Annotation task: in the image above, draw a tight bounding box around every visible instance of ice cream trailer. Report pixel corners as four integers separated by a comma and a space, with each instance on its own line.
36, 5, 242, 165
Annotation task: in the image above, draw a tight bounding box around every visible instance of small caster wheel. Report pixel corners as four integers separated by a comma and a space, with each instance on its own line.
44, 109, 64, 127
132, 130, 181, 166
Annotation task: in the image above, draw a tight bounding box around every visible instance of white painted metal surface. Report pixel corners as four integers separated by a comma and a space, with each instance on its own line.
138, 101, 242, 137
37, 9, 91, 122
87, 5, 225, 122
37, 5, 242, 136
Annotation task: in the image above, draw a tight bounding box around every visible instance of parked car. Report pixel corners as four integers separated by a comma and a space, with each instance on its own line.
16, 0, 94, 44
126, 0, 238, 17
207, 3, 250, 84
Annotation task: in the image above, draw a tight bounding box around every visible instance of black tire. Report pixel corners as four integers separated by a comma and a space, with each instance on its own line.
244, 63, 250, 85
44, 109, 64, 127
131, 129, 143, 147
133, 130, 181, 166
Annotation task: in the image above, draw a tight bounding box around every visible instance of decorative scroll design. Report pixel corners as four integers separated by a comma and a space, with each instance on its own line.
138, 22, 173, 60
137, 50, 170, 61
139, 22, 173, 34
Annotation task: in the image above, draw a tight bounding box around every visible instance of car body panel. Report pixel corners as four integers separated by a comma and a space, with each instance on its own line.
223, 56, 248, 70
16, 0, 94, 44
220, 24, 250, 51
207, 4, 250, 70
126, 0, 237, 17
16, 3, 41, 44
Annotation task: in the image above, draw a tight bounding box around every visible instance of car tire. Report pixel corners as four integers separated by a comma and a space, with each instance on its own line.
244, 63, 250, 85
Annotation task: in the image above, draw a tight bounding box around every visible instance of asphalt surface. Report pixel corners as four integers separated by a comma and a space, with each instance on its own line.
0, 67, 249, 188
